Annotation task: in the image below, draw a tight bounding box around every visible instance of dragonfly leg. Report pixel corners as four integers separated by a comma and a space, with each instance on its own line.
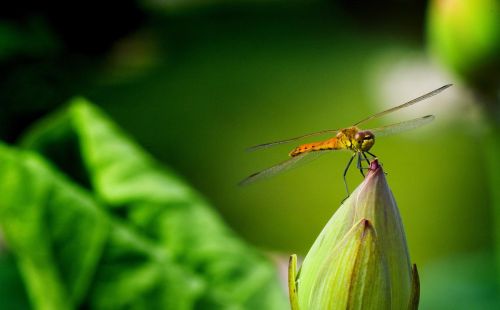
356, 152, 365, 177
366, 151, 377, 159
343, 153, 356, 197
362, 152, 371, 167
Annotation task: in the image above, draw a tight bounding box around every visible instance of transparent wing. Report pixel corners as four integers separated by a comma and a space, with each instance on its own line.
368, 115, 435, 137
353, 84, 452, 126
246, 129, 338, 152
239, 150, 330, 186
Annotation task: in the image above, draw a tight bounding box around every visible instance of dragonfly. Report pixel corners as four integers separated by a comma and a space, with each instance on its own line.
239, 84, 452, 194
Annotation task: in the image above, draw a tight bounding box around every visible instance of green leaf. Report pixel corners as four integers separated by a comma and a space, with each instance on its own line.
0, 144, 106, 309
0, 253, 31, 309
0, 97, 287, 309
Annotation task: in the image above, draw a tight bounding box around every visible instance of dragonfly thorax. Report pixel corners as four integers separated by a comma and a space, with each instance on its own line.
352, 130, 375, 152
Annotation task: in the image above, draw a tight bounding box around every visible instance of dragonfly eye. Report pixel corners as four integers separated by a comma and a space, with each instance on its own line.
354, 131, 368, 141
355, 131, 375, 151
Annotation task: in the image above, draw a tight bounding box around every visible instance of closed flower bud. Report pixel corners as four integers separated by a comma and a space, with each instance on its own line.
289, 160, 419, 310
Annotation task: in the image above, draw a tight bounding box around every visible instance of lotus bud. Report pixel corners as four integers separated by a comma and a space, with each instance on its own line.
427, 0, 500, 91
289, 159, 419, 309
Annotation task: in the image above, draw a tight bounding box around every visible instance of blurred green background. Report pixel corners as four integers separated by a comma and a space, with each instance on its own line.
1, 0, 500, 308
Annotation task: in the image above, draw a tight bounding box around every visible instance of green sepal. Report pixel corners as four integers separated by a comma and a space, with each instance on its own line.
408, 264, 420, 310
288, 254, 299, 310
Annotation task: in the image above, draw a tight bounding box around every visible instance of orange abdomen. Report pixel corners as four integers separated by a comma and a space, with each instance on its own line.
289, 137, 342, 157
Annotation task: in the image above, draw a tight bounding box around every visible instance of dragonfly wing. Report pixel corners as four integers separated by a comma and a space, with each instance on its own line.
239, 150, 329, 186
368, 115, 435, 137
354, 84, 452, 126
247, 129, 338, 152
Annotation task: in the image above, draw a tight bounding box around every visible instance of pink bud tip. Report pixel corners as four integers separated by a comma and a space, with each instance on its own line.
369, 158, 381, 171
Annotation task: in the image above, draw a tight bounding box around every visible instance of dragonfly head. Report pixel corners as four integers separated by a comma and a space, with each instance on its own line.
354, 130, 375, 152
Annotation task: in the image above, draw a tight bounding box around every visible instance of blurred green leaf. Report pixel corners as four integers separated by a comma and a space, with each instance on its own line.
0, 253, 31, 309
0, 19, 59, 61
0, 98, 287, 309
